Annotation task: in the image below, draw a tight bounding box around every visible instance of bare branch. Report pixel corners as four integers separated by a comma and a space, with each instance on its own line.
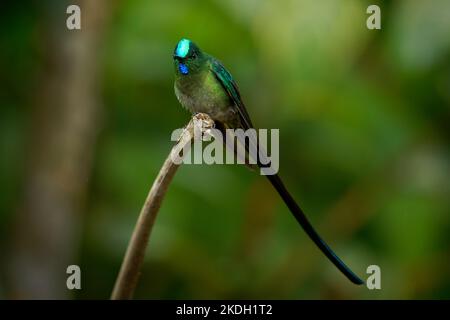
111, 113, 214, 300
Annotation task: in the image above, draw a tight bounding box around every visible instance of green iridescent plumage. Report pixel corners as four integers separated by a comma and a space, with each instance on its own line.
172, 38, 363, 285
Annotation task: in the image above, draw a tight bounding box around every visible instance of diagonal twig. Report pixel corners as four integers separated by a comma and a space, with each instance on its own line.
111, 113, 214, 300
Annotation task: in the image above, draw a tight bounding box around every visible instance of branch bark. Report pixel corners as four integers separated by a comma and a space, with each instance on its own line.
111, 113, 214, 300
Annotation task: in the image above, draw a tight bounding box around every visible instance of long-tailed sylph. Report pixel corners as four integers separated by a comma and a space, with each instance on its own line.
173, 38, 363, 285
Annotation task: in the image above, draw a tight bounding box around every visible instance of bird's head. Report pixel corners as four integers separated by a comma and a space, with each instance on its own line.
173, 38, 204, 76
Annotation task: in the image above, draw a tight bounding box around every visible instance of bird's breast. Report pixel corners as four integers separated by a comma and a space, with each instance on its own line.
174, 71, 235, 123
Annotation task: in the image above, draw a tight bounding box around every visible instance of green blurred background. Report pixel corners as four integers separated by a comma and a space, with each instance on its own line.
1, 0, 449, 299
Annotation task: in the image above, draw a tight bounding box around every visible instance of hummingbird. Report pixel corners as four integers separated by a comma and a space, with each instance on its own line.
172, 38, 363, 285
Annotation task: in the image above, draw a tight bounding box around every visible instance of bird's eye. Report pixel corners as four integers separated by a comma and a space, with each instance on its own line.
191, 52, 197, 59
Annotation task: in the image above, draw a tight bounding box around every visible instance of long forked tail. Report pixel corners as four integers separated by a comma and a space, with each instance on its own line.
266, 174, 364, 285
213, 120, 363, 284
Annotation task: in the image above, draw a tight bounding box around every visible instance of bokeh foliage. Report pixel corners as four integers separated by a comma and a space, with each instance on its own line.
0, 0, 449, 299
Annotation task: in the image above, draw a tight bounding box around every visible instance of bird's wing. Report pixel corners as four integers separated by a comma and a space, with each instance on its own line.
210, 58, 262, 166
210, 58, 254, 130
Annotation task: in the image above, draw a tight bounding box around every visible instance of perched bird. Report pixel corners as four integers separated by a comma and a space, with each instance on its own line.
173, 38, 363, 285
